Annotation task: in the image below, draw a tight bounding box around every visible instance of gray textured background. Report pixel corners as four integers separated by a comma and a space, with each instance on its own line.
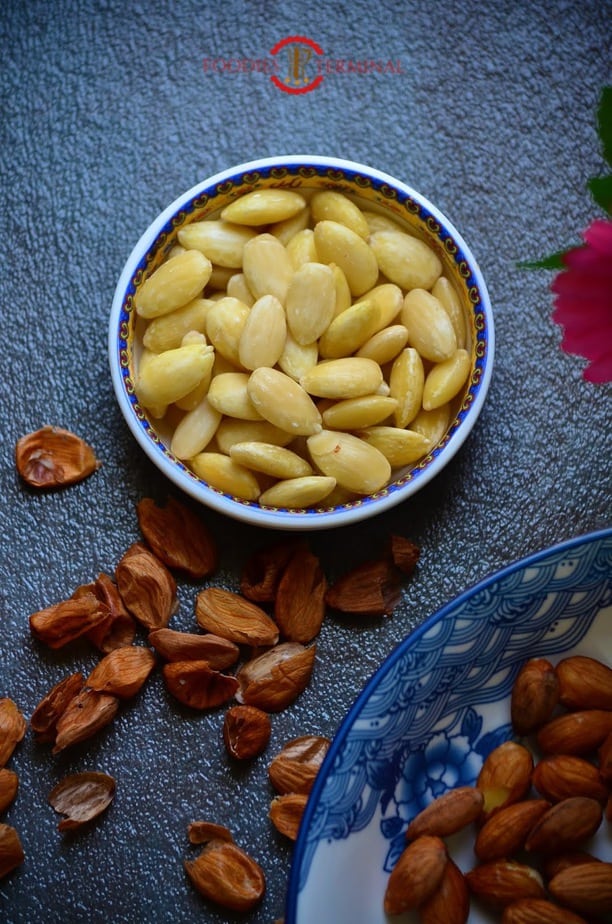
1, 1, 610, 922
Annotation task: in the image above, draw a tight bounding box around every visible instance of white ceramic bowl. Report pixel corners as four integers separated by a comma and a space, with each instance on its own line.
109, 155, 494, 530
286, 528, 612, 922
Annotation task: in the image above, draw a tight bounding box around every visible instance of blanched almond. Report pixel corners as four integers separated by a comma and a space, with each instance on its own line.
207, 372, 263, 420
306, 430, 391, 494
238, 294, 287, 370
135, 249, 212, 318
258, 475, 337, 509
229, 442, 312, 480
221, 188, 306, 225
177, 220, 257, 268
422, 348, 471, 410
242, 233, 293, 303
313, 220, 379, 296
285, 262, 336, 344
142, 297, 212, 352
136, 343, 214, 407
358, 425, 431, 467
310, 190, 369, 238
190, 451, 261, 501
205, 296, 250, 366
247, 367, 322, 436
401, 288, 457, 362
389, 346, 425, 428
318, 298, 382, 358
300, 357, 383, 399
369, 228, 442, 291
321, 395, 398, 431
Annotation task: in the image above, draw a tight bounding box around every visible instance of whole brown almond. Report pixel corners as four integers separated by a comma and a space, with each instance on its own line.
501, 898, 589, 924
223, 705, 271, 760
52, 689, 119, 754
29, 594, 109, 649
420, 857, 470, 924
474, 799, 551, 863
15, 425, 100, 488
0, 769, 19, 814
537, 709, 612, 755
115, 542, 178, 630
465, 860, 545, 910
548, 861, 612, 917
542, 850, 601, 881
477, 741, 533, 820
0, 823, 24, 879
48, 771, 116, 831
524, 796, 603, 855
137, 496, 218, 579
405, 786, 483, 841
30, 672, 85, 743
184, 839, 266, 912
195, 587, 279, 647
384, 835, 448, 915
269, 793, 308, 840
274, 545, 327, 643
556, 655, 612, 710
511, 658, 559, 735
599, 730, 612, 782
86, 646, 156, 699
162, 660, 238, 710
235, 643, 316, 712
0, 699, 27, 767
148, 628, 239, 669
268, 735, 330, 795
532, 754, 609, 804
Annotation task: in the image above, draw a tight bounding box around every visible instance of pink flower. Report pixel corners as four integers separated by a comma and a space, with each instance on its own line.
550, 218, 612, 383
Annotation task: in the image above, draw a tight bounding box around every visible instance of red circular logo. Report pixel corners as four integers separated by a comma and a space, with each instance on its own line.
269, 36, 324, 94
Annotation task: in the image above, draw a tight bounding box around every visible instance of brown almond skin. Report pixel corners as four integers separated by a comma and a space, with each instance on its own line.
384, 835, 447, 915
195, 587, 279, 647
0, 823, 25, 879
240, 538, 305, 602
162, 661, 238, 710
48, 771, 116, 831
236, 643, 316, 713
86, 646, 157, 699
537, 709, 612, 755
325, 557, 402, 616
115, 542, 177, 631
388, 535, 420, 575
524, 796, 603, 854
548, 861, 612, 917
532, 754, 609, 804
52, 689, 119, 754
148, 628, 239, 669
268, 735, 330, 795
30, 672, 84, 743
0, 769, 19, 814
223, 706, 271, 760
29, 594, 109, 649
15, 425, 100, 488
474, 799, 551, 863
405, 786, 483, 840
477, 741, 533, 820
420, 857, 470, 924
137, 496, 218, 579
465, 860, 546, 910
556, 655, 612, 711
501, 898, 589, 924
511, 658, 559, 735
269, 793, 308, 840
187, 821, 233, 845
0, 699, 27, 767
82, 573, 137, 652
274, 545, 327, 643
184, 840, 266, 912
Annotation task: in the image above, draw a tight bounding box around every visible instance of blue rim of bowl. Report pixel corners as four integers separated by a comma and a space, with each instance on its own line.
285, 526, 612, 919
109, 155, 495, 529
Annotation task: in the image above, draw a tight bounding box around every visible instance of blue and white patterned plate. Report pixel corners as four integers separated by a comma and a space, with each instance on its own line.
286, 529, 612, 923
